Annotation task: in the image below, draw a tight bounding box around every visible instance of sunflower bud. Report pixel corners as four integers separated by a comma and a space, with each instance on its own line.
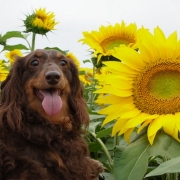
23, 8, 59, 35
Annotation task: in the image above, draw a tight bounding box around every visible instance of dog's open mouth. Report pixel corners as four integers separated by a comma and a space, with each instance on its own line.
35, 89, 62, 116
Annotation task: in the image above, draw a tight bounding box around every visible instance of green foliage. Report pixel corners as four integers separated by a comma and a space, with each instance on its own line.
145, 156, 180, 177
112, 132, 180, 180
44, 47, 68, 54
1, 31, 27, 40
0, 31, 30, 52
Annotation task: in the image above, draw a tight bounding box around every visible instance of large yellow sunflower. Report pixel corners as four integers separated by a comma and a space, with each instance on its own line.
24, 8, 58, 35
79, 21, 144, 61
95, 27, 180, 145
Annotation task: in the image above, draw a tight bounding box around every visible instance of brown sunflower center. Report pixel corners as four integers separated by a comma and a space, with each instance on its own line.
100, 36, 135, 52
133, 61, 180, 115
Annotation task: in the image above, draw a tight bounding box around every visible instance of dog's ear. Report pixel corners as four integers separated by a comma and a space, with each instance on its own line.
0, 57, 25, 130
68, 61, 90, 129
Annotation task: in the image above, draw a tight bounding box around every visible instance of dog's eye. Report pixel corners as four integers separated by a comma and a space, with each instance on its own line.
60, 60, 67, 66
30, 59, 39, 67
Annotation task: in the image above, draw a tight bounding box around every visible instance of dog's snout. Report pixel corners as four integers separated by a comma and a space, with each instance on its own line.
45, 71, 61, 85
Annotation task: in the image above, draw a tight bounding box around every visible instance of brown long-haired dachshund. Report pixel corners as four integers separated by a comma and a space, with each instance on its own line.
0, 49, 104, 180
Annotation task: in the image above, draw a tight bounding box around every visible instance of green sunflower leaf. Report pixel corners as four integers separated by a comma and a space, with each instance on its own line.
1, 31, 26, 40
96, 127, 113, 138
2, 44, 29, 51
89, 114, 106, 121
79, 70, 86, 75
145, 132, 180, 178
145, 156, 180, 177
147, 132, 180, 158
88, 141, 102, 152
114, 132, 180, 180
114, 135, 149, 180
83, 59, 91, 64
44, 47, 68, 55
88, 121, 102, 133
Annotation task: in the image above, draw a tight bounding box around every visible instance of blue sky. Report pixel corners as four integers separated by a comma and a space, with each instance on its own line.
0, 0, 180, 67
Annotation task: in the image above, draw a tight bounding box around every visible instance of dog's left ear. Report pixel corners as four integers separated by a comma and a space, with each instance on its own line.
68, 61, 90, 129
0, 57, 25, 130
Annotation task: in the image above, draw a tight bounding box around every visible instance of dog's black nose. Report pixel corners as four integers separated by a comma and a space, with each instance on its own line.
45, 71, 60, 85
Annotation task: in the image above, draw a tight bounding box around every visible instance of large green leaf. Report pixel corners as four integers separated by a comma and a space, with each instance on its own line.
145, 156, 180, 177
113, 132, 180, 180
114, 136, 149, 180
147, 132, 180, 158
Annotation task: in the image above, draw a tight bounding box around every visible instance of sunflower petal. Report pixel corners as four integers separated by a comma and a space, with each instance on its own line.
103, 61, 138, 75
124, 128, 135, 143
175, 113, 180, 131
163, 114, 176, 136
122, 113, 159, 129
101, 103, 135, 126
112, 118, 128, 136
113, 46, 146, 70
137, 119, 152, 134
147, 116, 163, 144
148, 116, 163, 137
120, 108, 141, 119
148, 134, 156, 145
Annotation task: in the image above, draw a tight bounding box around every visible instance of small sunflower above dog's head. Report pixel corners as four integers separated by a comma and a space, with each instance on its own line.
0, 49, 89, 130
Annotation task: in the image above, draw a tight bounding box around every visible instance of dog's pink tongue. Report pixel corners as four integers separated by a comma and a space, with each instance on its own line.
39, 90, 62, 116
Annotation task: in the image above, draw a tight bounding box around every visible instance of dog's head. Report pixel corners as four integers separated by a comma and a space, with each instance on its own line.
0, 49, 89, 130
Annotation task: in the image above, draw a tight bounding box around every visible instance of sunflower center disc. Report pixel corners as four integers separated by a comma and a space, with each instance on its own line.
133, 62, 180, 114
149, 71, 180, 100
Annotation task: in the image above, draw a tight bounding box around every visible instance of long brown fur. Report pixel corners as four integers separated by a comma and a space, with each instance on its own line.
0, 49, 104, 180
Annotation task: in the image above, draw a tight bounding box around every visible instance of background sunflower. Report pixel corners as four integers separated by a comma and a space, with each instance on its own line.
79, 21, 144, 61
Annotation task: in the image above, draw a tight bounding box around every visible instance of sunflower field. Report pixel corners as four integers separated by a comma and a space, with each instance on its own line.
1, 7, 180, 180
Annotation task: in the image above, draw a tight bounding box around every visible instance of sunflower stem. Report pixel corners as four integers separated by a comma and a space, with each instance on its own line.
114, 134, 120, 146
168, 173, 178, 180
162, 157, 178, 180
88, 130, 113, 169
31, 32, 36, 51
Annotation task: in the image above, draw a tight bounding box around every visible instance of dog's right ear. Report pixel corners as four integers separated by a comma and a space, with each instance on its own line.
67, 60, 90, 130
0, 57, 25, 130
